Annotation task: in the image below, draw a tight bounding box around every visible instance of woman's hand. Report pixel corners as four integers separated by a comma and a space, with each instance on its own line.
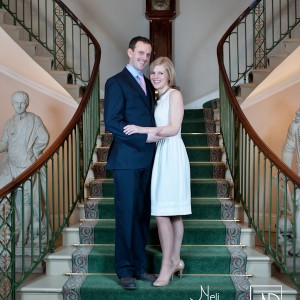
123, 125, 143, 135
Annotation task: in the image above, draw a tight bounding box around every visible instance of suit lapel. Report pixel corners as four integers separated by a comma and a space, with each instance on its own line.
121, 68, 152, 110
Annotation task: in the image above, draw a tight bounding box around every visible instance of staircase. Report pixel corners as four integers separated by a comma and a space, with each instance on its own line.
0, 8, 83, 102
236, 36, 300, 105
0, 4, 299, 300
17, 100, 298, 299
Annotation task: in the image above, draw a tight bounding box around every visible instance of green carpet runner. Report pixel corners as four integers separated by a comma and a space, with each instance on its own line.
63, 99, 251, 299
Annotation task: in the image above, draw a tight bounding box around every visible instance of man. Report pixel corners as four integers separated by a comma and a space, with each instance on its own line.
104, 36, 162, 289
0, 91, 49, 247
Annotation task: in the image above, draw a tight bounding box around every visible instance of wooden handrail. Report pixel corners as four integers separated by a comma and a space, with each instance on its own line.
0, 0, 101, 198
217, 0, 300, 188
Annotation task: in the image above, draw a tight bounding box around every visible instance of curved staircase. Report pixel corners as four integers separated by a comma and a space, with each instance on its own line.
0, 4, 298, 299
18, 100, 298, 299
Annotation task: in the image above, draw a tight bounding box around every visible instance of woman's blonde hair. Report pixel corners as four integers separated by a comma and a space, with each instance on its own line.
150, 56, 177, 88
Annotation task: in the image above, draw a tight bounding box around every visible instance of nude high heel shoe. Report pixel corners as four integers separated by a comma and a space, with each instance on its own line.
152, 260, 185, 287
152, 273, 173, 287
152, 264, 176, 287
174, 259, 185, 278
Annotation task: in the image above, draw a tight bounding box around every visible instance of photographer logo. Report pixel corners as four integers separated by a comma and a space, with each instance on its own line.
250, 285, 282, 300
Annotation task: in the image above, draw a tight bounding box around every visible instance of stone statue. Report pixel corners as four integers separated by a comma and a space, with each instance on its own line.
281, 108, 300, 255
0, 91, 49, 247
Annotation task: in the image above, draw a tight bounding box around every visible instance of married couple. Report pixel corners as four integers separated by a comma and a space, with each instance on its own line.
104, 36, 191, 290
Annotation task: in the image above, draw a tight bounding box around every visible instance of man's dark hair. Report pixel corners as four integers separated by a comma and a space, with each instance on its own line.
128, 36, 152, 50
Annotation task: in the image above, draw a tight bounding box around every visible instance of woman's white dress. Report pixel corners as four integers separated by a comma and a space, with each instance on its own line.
151, 89, 191, 216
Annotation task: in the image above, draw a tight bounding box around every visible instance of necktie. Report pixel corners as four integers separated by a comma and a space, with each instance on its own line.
138, 73, 147, 95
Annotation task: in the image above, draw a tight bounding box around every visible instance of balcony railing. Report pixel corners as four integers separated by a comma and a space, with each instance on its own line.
0, 1, 101, 299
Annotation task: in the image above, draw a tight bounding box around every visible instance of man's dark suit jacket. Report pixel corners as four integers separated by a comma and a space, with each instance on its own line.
104, 67, 156, 168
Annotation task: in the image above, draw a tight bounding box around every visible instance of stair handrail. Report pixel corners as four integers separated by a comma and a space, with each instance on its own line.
217, 0, 300, 288
0, 0, 101, 198
0, 1, 101, 299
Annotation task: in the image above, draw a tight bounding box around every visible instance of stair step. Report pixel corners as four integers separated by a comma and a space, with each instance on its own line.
68, 219, 242, 246
1, 23, 23, 40
238, 82, 257, 98
268, 53, 289, 69
18, 274, 298, 300
18, 275, 68, 300
44, 245, 272, 277
183, 109, 205, 121
284, 37, 300, 54
88, 178, 231, 198
49, 70, 73, 86
82, 197, 235, 220
94, 145, 224, 163
182, 133, 220, 147
92, 161, 226, 179
181, 121, 207, 133
249, 68, 272, 84
33, 55, 54, 71
64, 83, 81, 98
190, 162, 226, 178
18, 40, 38, 56
186, 146, 223, 162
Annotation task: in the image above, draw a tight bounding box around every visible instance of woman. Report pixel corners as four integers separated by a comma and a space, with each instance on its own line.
123, 57, 191, 287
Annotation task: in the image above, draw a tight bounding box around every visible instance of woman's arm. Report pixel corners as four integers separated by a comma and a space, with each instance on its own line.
123, 89, 184, 137
123, 125, 159, 135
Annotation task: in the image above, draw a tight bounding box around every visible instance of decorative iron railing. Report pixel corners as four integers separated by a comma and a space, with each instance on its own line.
218, 0, 300, 288
0, 0, 101, 299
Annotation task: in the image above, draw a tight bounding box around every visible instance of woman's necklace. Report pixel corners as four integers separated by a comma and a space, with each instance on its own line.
158, 87, 170, 100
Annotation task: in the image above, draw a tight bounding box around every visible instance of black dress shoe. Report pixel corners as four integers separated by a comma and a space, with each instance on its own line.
119, 277, 137, 290
136, 272, 157, 283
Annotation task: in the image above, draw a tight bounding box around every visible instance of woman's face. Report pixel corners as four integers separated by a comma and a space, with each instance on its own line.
150, 64, 169, 91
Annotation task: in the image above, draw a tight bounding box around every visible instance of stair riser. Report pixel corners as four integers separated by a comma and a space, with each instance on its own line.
181, 122, 207, 133
186, 148, 223, 162
62, 229, 81, 247
92, 149, 225, 176
89, 181, 230, 198
65, 86, 81, 98
34, 57, 53, 71
251, 71, 270, 84
19, 43, 37, 56
285, 41, 300, 54
182, 135, 220, 147
190, 164, 226, 178
18, 293, 62, 300
240, 85, 255, 98
62, 225, 255, 247
268, 55, 287, 69
51, 73, 69, 85
44, 246, 271, 279
44, 258, 72, 276
78, 224, 236, 245
92, 163, 226, 180
84, 202, 230, 220
183, 111, 205, 121
3, 26, 22, 40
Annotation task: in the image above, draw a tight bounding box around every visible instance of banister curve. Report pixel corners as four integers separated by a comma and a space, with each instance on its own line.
0, 0, 101, 198
217, 0, 300, 187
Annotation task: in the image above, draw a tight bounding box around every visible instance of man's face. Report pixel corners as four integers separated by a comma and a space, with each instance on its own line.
127, 41, 152, 72
12, 96, 28, 114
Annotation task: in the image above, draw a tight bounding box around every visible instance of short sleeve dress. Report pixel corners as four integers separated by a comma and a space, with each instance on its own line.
151, 89, 192, 216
